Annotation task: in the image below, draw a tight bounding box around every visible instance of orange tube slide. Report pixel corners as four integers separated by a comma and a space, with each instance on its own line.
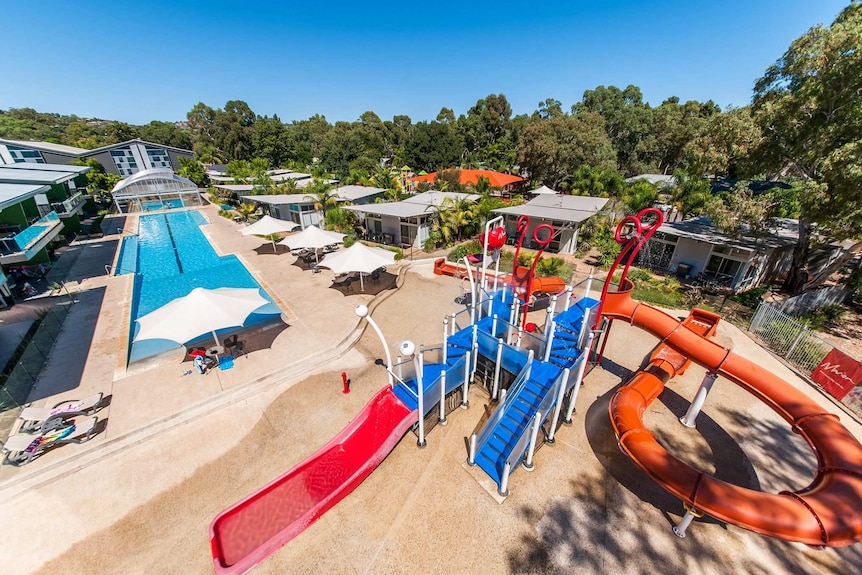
432, 258, 566, 297
603, 280, 862, 546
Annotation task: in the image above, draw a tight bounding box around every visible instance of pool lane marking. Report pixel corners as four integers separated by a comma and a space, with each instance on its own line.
163, 213, 184, 274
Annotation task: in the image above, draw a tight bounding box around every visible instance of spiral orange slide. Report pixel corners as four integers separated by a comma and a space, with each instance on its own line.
604, 280, 862, 547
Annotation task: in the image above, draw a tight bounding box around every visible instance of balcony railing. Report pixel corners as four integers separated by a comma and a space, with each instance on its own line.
51, 192, 88, 215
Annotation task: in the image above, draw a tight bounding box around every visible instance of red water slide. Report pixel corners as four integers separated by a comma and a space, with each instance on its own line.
603, 281, 862, 546
210, 387, 417, 575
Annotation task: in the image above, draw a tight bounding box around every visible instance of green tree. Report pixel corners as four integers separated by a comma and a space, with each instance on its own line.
671, 170, 712, 218
139, 120, 193, 150
575, 85, 654, 176
621, 179, 659, 214
752, 2, 862, 293
178, 157, 206, 186
704, 182, 778, 241
517, 111, 615, 188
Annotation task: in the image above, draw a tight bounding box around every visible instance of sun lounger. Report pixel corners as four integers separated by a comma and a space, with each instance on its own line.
2, 416, 100, 466
17, 393, 104, 434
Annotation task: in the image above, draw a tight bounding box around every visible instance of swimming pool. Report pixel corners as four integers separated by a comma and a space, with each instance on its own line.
120, 210, 281, 363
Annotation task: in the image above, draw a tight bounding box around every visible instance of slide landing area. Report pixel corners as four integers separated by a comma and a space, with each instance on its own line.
210, 387, 416, 575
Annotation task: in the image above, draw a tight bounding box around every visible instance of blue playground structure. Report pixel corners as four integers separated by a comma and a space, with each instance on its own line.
387, 276, 599, 496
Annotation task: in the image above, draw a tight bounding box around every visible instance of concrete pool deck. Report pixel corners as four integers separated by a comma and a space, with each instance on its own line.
1, 202, 861, 574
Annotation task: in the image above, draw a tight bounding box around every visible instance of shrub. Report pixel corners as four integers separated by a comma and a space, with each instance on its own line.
730, 285, 770, 308
799, 304, 846, 330
447, 240, 482, 262
343, 235, 357, 248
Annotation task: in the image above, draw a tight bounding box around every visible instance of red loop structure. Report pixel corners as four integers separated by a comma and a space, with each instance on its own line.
601, 211, 862, 547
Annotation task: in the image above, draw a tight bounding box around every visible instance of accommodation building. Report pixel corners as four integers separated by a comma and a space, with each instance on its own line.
240, 186, 386, 230
644, 216, 848, 292
492, 194, 609, 254
0, 138, 194, 177
345, 191, 480, 248
0, 163, 91, 267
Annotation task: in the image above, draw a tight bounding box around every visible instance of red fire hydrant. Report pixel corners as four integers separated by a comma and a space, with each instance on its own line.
342, 371, 350, 394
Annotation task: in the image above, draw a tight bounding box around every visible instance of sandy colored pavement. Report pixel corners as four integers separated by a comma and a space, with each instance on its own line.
0, 203, 860, 574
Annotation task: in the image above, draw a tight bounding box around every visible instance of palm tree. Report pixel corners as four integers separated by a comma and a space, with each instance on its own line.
304, 179, 339, 227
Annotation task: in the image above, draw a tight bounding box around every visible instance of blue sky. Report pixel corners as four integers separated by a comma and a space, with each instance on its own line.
0, 1, 850, 125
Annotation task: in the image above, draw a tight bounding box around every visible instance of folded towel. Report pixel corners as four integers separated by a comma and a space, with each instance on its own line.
218, 355, 235, 370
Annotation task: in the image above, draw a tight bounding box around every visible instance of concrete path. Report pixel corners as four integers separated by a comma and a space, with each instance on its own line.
0, 203, 860, 574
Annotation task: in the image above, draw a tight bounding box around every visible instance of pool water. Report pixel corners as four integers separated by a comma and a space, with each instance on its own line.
121, 210, 281, 363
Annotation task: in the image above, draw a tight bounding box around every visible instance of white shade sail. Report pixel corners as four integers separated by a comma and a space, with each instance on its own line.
240, 215, 300, 236
134, 287, 269, 345
318, 242, 397, 290
278, 225, 346, 250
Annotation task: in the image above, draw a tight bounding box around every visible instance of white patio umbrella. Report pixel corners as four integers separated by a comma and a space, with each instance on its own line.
241, 215, 300, 251
133, 287, 269, 347
318, 242, 397, 291
278, 225, 347, 263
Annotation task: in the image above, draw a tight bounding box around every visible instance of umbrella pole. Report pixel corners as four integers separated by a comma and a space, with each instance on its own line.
212, 330, 220, 348
271, 238, 277, 253
360, 272, 365, 291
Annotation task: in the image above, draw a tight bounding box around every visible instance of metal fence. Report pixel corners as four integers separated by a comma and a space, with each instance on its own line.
748, 302, 843, 374
0, 246, 82, 435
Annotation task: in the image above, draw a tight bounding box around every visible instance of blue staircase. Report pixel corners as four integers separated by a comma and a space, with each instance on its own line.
546, 297, 599, 368
471, 296, 600, 486
473, 361, 561, 483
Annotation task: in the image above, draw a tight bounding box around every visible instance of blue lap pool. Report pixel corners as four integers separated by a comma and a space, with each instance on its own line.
117, 210, 282, 363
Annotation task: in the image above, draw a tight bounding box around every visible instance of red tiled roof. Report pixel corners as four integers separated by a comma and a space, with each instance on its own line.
409, 169, 525, 188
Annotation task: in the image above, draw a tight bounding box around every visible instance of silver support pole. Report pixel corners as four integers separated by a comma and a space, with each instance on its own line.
492, 314, 498, 338
547, 368, 570, 442
543, 322, 556, 363
492, 338, 504, 400
499, 462, 511, 497
547, 295, 559, 333
564, 334, 593, 424
672, 505, 702, 538
563, 285, 574, 311
443, 317, 449, 364
523, 411, 543, 471
414, 351, 426, 448
516, 326, 523, 348
355, 305, 394, 387
439, 370, 447, 424
469, 433, 477, 465
461, 347, 471, 408
578, 306, 592, 349
471, 324, 479, 378
397, 355, 402, 381
450, 312, 457, 336
680, 371, 718, 428
585, 271, 594, 300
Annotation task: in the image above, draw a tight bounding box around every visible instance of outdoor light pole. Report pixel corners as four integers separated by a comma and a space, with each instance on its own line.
355, 304, 393, 386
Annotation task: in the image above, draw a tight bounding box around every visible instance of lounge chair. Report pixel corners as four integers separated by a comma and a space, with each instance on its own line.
17, 392, 105, 434
2, 416, 100, 466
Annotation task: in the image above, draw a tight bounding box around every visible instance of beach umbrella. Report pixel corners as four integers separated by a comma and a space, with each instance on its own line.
133, 287, 269, 347
241, 215, 300, 251
318, 242, 397, 291
278, 225, 346, 263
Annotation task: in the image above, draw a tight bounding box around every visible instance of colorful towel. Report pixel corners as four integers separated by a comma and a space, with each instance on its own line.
218, 355, 235, 370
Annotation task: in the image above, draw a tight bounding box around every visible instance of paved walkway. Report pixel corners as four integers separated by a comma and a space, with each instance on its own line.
0, 204, 860, 574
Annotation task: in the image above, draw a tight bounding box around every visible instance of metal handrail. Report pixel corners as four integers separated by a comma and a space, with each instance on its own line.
501, 366, 567, 474
472, 349, 534, 456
